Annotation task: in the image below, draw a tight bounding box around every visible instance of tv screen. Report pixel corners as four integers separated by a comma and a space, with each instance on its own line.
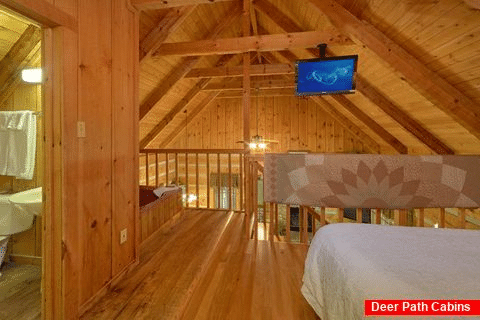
295, 55, 358, 96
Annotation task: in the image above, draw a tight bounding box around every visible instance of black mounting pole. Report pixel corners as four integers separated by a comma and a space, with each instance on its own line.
318, 43, 327, 59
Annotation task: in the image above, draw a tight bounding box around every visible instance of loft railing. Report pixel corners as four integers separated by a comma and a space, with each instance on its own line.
140, 149, 247, 212
245, 155, 479, 243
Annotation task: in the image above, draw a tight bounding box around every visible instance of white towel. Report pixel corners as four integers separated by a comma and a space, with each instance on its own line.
0, 111, 37, 180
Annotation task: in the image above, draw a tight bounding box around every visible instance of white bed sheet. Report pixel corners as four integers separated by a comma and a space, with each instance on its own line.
302, 223, 480, 320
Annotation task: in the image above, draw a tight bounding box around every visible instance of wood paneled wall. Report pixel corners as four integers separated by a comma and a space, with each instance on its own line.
0, 82, 43, 263
168, 96, 369, 153
38, 0, 139, 318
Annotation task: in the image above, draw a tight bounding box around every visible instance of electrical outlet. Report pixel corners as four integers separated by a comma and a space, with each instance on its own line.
120, 228, 127, 244
77, 121, 86, 138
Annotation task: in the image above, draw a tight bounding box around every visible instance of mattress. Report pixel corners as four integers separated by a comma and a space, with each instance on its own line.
301, 223, 480, 320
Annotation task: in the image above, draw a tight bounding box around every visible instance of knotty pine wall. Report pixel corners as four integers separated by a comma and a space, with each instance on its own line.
168, 96, 369, 153
41, 0, 138, 318
0, 82, 43, 263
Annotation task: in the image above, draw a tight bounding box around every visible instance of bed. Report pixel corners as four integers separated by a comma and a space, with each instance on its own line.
301, 223, 480, 320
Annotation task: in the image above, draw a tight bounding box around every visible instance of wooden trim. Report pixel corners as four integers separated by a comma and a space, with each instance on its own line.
459, 208, 466, 229
141, 148, 246, 154
155, 153, 159, 187
132, 0, 234, 10
0, 0, 77, 32
332, 95, 408, 154
418, 208, 425, 227
184, 63, 294, 78
439, 208, 446, 228
239, 154, 243, 211
228, 153, 232, 211
165, 153, 169, 184
320, 207, 326, 226
186, 153, 189, 208
356, 76, 454, 155
286, 205, 291, 242
338, 208, 344, 222
196, 153, 199, 208
175, 153, 178, 185
207, 154, 210, 209
154, 30, 353, 57
217, 153, 221, 209
375, 208, 381, 224
356, 208, 362, 223
307, 0, 480, 141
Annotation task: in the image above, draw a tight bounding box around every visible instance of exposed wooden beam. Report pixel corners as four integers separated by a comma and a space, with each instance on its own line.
243, 0, 251, 146
307, 0, 480, 141
132, 0, 233, 10
157, 92, 220, 148
0, 0, 77, 32
140, 54, 235, 148
202, 77, 294, 91
153, 30, 353, 57
260, 5, 450, 154
0, 25, 41, 93
217, 88, 295, 98
185, 63, 294, 78
356, 75, 455, 155
310, 96, 381, 153
139, 5, 240, 120
140, 6, 196, 61
331, 95, 408, 154
249, 1, 262, 63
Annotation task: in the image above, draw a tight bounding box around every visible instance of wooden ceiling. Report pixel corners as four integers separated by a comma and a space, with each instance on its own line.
136, 0, 480, 155
0, 6, 41, 107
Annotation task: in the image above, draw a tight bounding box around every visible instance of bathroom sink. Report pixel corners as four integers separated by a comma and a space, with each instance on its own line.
9, 187, 43, 216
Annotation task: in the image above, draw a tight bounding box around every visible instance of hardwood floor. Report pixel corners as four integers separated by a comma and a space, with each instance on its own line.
0, 263, 41, 320
81, 209, 318, 320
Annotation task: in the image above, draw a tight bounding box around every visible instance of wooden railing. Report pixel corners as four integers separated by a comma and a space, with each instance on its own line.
140, 149, 247, 212
243, 155, 479, 243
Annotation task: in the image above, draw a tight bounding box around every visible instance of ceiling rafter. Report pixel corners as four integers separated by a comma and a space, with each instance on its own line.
140, 54, 235, 149
184, 63, 293, 78
132, 0, 234, 10
310, 97, 381, 154
152, 30, 354, 57
139, 2, 242, 121
140, 6, 196, 61
0, 25, 41, 93
306, 0, 480, 141
331, 95, 408, 154
256, 0, 454, 154
202, 77, 294, 91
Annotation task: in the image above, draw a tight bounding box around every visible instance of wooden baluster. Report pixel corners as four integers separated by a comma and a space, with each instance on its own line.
146, 152, 149, 187
302, 206, 308, 244
320, 207, 326, 226
286, 205, 291, 242
228, 153, 232, 211
375, 208, 381, 224
395, 209, 407, 226
155, 153, 159, 187
275, 203, 278, 236
338, 208, 344, 222
439, 208, 446, 228
217, 153, 221, 209
165, 153, 169, 185
269, 202, 274, 241
175, 153, 178, 186
240, 154, 243, 212
207, 154, 210, 209
418, 208, 425, 227
356, 208, 362, 223
459, 208, 466, 229
244, 156, 249, 235
196, 153, 199, 208
186, 153, 189, 208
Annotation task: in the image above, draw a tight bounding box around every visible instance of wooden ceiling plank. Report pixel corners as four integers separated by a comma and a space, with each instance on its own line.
140, 54, 235, 148
356, 75, 455, 155
185, 63, 293, 78
332, 95, 408, 154
0, 24, 40, 92
307, 0, 480, 141
153, 30, 354, 57
157, 92, 220, 148
202, 77, 294, 90
140, 4, 241, 120
260, 2, 453, 155
0, 0, 77, 32
140, 6, 197, 61
132, 0, 234, 10
310, 96, 381, 153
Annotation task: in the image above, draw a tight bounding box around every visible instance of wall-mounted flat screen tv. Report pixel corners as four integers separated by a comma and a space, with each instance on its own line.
295, 55, 358, 96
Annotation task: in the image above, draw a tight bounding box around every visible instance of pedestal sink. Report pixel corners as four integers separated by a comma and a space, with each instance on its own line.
8, 187, 43, 217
